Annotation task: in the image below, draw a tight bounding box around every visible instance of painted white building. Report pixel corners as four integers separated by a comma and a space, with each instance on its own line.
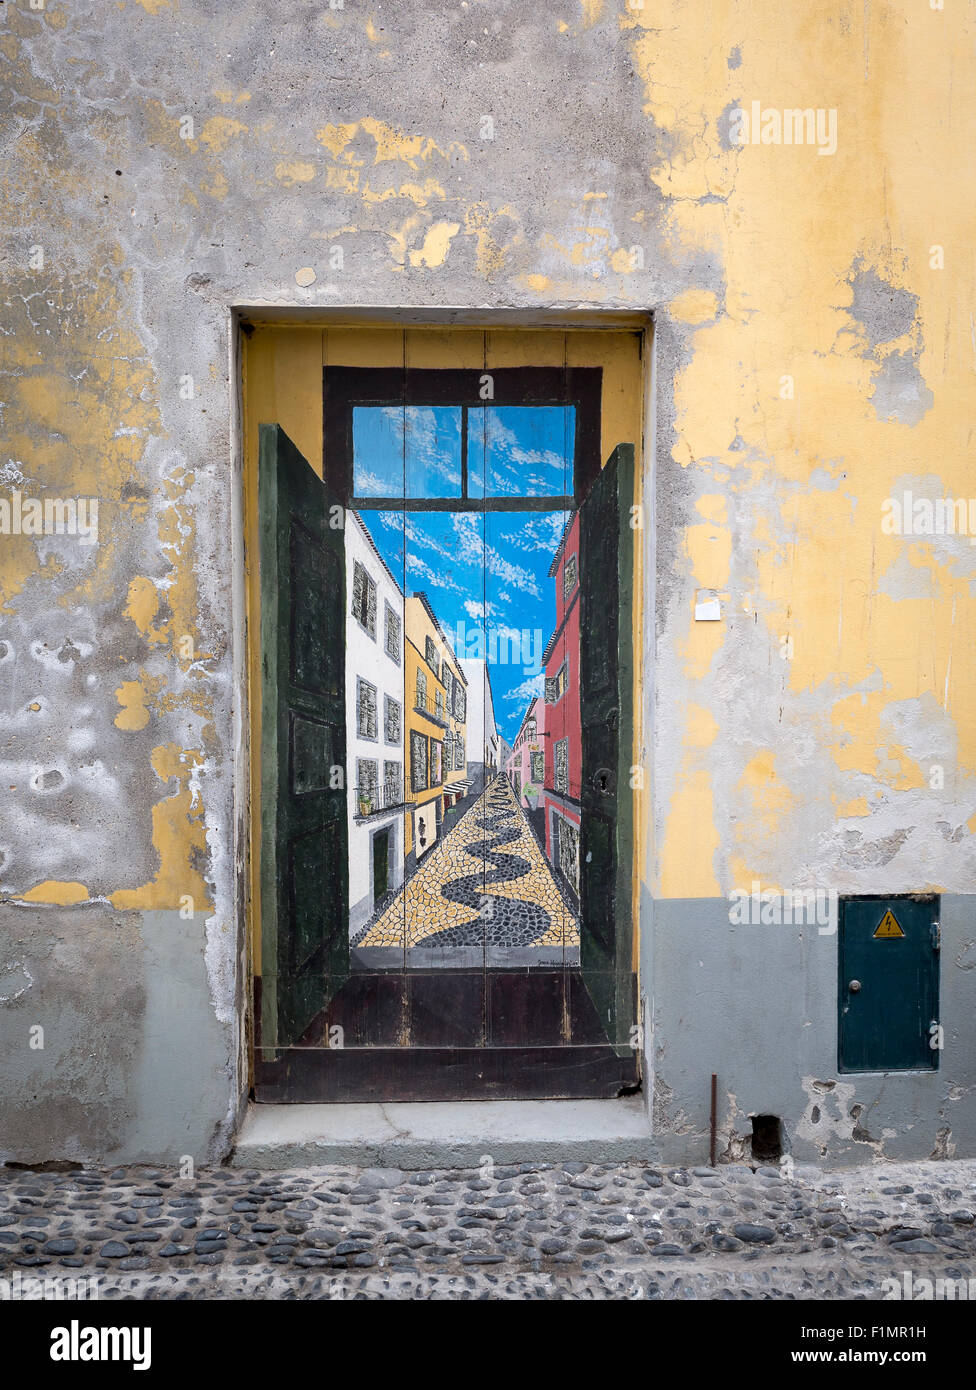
458, 658, 500, 794
345, 509, 406, 937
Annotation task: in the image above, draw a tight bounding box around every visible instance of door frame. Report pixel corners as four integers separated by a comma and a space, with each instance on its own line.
232, 310, 656, 1107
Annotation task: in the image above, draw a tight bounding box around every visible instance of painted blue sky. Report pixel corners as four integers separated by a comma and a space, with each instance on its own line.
352, 404, 575, 744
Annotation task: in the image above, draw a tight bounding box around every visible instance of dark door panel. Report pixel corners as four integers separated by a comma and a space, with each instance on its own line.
258, 424, 348, 1052
839, 896, 940, 1072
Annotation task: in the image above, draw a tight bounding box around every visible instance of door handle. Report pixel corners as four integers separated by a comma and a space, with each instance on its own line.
848, 979, 861, 993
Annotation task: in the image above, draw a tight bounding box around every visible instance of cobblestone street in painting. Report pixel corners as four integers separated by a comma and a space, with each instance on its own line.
353, 778, 578, 952
4, 1158, 976, 1300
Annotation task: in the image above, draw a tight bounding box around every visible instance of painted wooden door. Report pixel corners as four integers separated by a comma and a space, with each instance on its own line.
838, 896, 940, 1072
258, 423, 348, 1051
255, 370, 639, 1100
579, 444, 636, 1049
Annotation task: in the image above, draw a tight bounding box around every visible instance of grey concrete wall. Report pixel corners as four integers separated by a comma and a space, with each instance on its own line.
0, 907, 237, 1164
650, 896, 976, 1167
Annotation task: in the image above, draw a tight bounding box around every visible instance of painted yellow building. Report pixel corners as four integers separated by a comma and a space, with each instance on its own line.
402, 591, 468, 862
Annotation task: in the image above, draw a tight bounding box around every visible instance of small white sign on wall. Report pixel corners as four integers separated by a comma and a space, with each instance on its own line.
414, 803, 438, 858
694, 589, 722, 622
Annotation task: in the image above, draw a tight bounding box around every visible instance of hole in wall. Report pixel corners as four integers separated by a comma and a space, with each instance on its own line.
750, 1114, 783, 1163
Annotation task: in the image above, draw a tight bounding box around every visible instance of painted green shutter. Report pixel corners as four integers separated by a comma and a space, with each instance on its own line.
579, 443, 636, 1050
258, 424, 348, 1051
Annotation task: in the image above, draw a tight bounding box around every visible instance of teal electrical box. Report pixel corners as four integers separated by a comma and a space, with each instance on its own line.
838, 896, 940, 1073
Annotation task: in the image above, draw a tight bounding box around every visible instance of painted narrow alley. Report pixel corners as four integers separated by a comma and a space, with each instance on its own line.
353, 777, 579, 956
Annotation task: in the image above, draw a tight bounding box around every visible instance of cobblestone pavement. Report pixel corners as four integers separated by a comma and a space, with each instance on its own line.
354, 776, 578, 953
3, 1156, 976, 1299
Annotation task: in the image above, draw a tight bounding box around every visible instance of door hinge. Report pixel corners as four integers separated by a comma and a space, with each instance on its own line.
931, 920, 941, 952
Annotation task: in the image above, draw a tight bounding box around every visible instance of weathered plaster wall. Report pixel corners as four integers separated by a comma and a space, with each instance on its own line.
0, 0, 972, 1162
651, 896, 976, 1167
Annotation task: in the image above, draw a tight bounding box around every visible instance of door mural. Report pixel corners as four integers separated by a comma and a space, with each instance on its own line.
256, 366, 637, 1101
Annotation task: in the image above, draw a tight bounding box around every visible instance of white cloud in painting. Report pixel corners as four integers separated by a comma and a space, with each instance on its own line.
518, 512, 570, 554
463, 600, 495, 622
355, 469, 392, 497
405, 552, 464, 595
477, 413, 570, 496
450, 513, 540, 598
380, 406, 462, 492
504, 672, 544, 704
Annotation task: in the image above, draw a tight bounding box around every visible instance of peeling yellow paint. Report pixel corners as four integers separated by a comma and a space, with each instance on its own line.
124, 576, 163, 641
275, 161, 317, 185
114, 679, 151, 731
19, 881, 89, 905
670, 288, 720, 325
407, 220, 461, 269
661, 768, 720, 897
198, 116, 248, 154
110, 745, 213, 913
685, 704, 719, 749
362, 178, 446, 209
316, 118, 468, 170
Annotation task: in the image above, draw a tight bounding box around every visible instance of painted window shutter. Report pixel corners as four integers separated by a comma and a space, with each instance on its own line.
357, 678, 377, 738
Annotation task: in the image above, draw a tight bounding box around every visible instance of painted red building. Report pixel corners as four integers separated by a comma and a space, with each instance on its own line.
540, 512, 582, 907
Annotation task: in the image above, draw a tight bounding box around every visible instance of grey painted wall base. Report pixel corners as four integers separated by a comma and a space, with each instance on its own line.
0, 906, 237, 1167
648, 895, 976, 1168
232, 1098, 658, 1170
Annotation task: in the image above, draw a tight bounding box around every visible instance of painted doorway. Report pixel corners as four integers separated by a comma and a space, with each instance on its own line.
250, 335, 643, 1102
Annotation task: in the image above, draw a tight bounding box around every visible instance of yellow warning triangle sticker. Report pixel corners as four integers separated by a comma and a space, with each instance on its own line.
874, 909, 905, 939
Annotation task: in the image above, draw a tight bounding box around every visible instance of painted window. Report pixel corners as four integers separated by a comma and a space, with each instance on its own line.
357, 758, 378, 807
468, 405, 576, 499
425, 635, 438, 671
453, 680, 466, 722
383, 760, 401, 806
384, 602, 401, 664
455, 736, 465, 768
530, 749, 545, 784
415, 667, 427, 710
351, 560, 377, 638
356, 678, 377, 740
556, 816, 580, 899
352, 405, 463, 499
563, 553, 578, 601
352, 403, 575, 502
384, 694, 401, 745
431, 740, 443, 787
554, 737, 569, 795
410, 731, 428, 792
545, 663, 568, 703
435, 688, 445, 721
443, 667, 454, 710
